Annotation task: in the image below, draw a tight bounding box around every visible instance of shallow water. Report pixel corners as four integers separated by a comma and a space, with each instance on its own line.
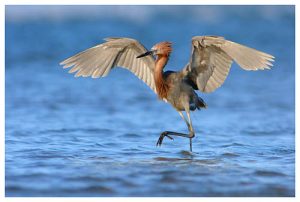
5, 5, 295, 196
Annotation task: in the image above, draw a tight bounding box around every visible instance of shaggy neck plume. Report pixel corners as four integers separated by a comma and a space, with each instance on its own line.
154, 55, 169, 99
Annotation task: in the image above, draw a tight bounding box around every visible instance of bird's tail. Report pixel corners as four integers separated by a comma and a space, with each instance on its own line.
196, 96, 207, 110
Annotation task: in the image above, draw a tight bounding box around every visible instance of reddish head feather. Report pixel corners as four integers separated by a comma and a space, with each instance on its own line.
152, 41, 172, 56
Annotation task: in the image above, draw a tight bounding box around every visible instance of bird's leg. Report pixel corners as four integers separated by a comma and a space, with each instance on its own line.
156, 111, 195, 152
178, 109, 195, 151
156, 131, 190, 147
178, 111, 190, 129
186, 110, 195, 152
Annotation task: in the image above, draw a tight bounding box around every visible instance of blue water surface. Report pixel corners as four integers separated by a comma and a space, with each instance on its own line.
5, 5, 295, 196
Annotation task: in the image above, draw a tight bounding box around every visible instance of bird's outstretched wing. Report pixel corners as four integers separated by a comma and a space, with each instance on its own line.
182, 36, 275, 93
60, 37, 157, 93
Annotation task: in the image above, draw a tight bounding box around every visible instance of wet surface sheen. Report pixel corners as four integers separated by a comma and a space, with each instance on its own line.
6, 6, 294, 196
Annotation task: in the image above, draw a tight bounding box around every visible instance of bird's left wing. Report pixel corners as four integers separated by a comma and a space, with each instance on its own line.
182, 36, 275, 93
60, 37, 157, 93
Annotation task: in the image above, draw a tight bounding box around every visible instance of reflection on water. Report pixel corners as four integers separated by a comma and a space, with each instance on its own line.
6, 5, 294, 196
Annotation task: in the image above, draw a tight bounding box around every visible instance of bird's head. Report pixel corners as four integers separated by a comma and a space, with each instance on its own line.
137, 41, 172, 59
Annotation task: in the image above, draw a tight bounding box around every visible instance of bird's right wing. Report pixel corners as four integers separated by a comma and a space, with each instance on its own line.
60, 37, 157, 93
183, 36, 275, 93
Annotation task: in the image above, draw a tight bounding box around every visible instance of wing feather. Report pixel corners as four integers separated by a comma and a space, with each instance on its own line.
221, 40, 274, 70
122, 49, 132, 67
92, 68, 101, 78
60, 38, 156, 93
184, 36, 274, 93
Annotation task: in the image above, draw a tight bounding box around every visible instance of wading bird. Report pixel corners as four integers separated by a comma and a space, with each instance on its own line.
60, 36, 274, 152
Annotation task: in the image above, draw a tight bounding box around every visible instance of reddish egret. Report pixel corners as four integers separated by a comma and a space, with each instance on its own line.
60, 36, 274, 152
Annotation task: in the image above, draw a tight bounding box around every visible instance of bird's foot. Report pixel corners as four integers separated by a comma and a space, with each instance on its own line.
156, 131, 174, 147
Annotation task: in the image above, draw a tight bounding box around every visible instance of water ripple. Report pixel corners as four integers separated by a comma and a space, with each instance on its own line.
254, 170, 286, 177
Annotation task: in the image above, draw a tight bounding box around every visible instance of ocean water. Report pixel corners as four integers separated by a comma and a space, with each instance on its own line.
5, 5, 295, 196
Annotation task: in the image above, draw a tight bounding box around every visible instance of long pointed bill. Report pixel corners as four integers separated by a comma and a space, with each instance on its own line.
136, 51, 153, 58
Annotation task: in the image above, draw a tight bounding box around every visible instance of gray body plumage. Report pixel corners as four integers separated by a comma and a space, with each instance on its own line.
163, 71, 206, 111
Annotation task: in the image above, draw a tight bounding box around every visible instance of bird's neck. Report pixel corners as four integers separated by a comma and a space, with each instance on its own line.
154, 55, 169, 99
